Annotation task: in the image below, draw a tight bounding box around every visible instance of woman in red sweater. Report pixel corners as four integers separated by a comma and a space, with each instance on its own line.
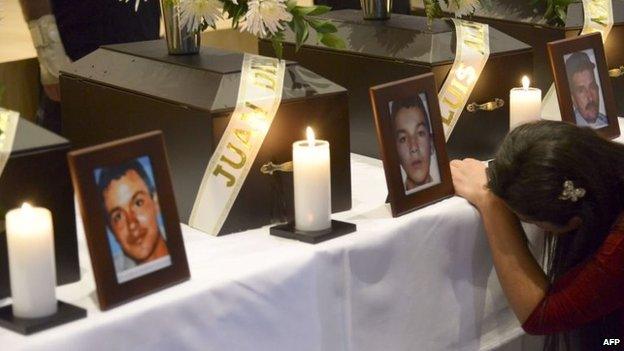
450, 121, 623, 350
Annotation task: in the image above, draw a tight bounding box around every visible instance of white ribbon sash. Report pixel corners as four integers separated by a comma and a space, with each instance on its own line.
439, 19, 490, 140
0, 109, 19, 178
541, 0, 614, 120
189, 54, 286, 236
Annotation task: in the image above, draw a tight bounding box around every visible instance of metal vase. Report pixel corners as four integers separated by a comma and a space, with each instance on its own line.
360, 0, 393, 20
160, 0, 201, 55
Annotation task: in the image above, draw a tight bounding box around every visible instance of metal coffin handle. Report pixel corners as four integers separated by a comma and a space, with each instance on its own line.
260, 161, 293, 175
466, 98, 505, 113
609, 66, 624, 78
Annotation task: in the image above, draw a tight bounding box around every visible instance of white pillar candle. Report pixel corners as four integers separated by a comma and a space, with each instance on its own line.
509, 76, 542, 130
5, 203, 57, 318
293, 127, 332, 232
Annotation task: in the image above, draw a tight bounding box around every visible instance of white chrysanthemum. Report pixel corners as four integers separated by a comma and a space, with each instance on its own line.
178, 0, 223, 32
447, 0, 479, 17
241, 0, 293, 38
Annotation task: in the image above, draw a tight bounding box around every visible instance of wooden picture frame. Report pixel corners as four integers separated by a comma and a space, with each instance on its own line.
369, 73, 455, 217
68, 131, 189, 310
547, 33, 620, 139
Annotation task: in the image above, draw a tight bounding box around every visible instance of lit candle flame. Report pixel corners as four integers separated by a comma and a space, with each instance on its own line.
306, 127, 315, 146
522, 76, 530, 90
21, 202, 32, 210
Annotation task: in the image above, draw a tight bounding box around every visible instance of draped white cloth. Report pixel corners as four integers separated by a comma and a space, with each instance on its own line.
2, 153, 550, 351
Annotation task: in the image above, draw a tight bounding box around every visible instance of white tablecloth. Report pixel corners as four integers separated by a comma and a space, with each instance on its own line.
2, 153, 545, 351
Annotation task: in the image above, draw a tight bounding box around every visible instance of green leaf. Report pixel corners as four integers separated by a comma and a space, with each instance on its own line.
478, 0, 492, 11
287, 20, 296, 32
286, 0, 298, 12
222, 1, 248, 28
307, 19, 337, 34
270, 32, 285, 59
291, 5, 331, 17
319, 33, 345, 50
294, 17, 308, 51
534, 0, 572, 27
305, 5, 332, 16
555, 7, 566, 22
424, 0, 444, 22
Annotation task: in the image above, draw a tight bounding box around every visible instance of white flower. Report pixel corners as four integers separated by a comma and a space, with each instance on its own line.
241, 0, 293, 38
178, 0, 223, 32
447, 0, 479, 18
121, 0, 147, 12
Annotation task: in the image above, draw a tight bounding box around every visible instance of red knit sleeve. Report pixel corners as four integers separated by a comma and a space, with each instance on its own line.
522, 223, 624, 335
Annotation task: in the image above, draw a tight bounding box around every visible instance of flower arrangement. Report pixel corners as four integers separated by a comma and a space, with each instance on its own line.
161, 0, 345, 57
531, 0, 574, 27
423, 0, 490, 21
423, 0, 572, 28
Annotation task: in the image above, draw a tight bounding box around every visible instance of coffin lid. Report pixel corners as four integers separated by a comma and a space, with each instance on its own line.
278, 10, 531, 66
0, 114, 69, 155
60, 40, 346, 114
425, 0, 624, 30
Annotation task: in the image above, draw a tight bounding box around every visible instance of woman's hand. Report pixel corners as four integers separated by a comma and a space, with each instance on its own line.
450, 158, 493, 209
452, 159, 548, 324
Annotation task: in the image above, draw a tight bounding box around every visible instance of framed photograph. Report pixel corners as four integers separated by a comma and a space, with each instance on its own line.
369, 73, 454, 217
68, 131, 189, 310
547, 33, 620, 139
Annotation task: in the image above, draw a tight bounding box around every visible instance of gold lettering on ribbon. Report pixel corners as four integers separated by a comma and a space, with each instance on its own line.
210, 63, 278, 187
190, 54, 285, 236
212, 166, 236, 187
244, 101, 269, 114
462, 23, 487, 56
455, 63, 477, 85
443, 93, 462, 111
587, 0, 610, 27
580, 0, 613, 41
438, 19, 489, 138
234, 129, 252, 148
251, 58, 279, 91
220, 143, 247, 169
441, 111, 455, 126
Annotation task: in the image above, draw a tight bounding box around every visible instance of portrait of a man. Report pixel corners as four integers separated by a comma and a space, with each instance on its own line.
96, 156, 171, 283
390, 93, 441, 195
564, 49, 608, 129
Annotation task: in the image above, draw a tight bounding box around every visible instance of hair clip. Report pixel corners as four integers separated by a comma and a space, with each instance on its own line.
558, 180, 586, 202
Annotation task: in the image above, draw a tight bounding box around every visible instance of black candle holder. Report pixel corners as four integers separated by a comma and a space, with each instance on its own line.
270, 219, 356, 244
0, 301, 86, 335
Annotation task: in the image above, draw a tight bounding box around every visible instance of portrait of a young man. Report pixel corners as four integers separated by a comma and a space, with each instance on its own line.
389, 93, 441, 195
95, 156, 172, 283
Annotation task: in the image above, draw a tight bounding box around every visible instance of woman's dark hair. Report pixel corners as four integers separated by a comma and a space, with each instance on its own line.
487, 120, 624, 350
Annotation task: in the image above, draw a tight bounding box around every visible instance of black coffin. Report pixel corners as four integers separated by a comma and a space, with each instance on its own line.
60, 40, 352, 235
259, 10, 533, 160
0, 116, 80, 299
314, 0, 411, 14
412, 0, 624, 116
